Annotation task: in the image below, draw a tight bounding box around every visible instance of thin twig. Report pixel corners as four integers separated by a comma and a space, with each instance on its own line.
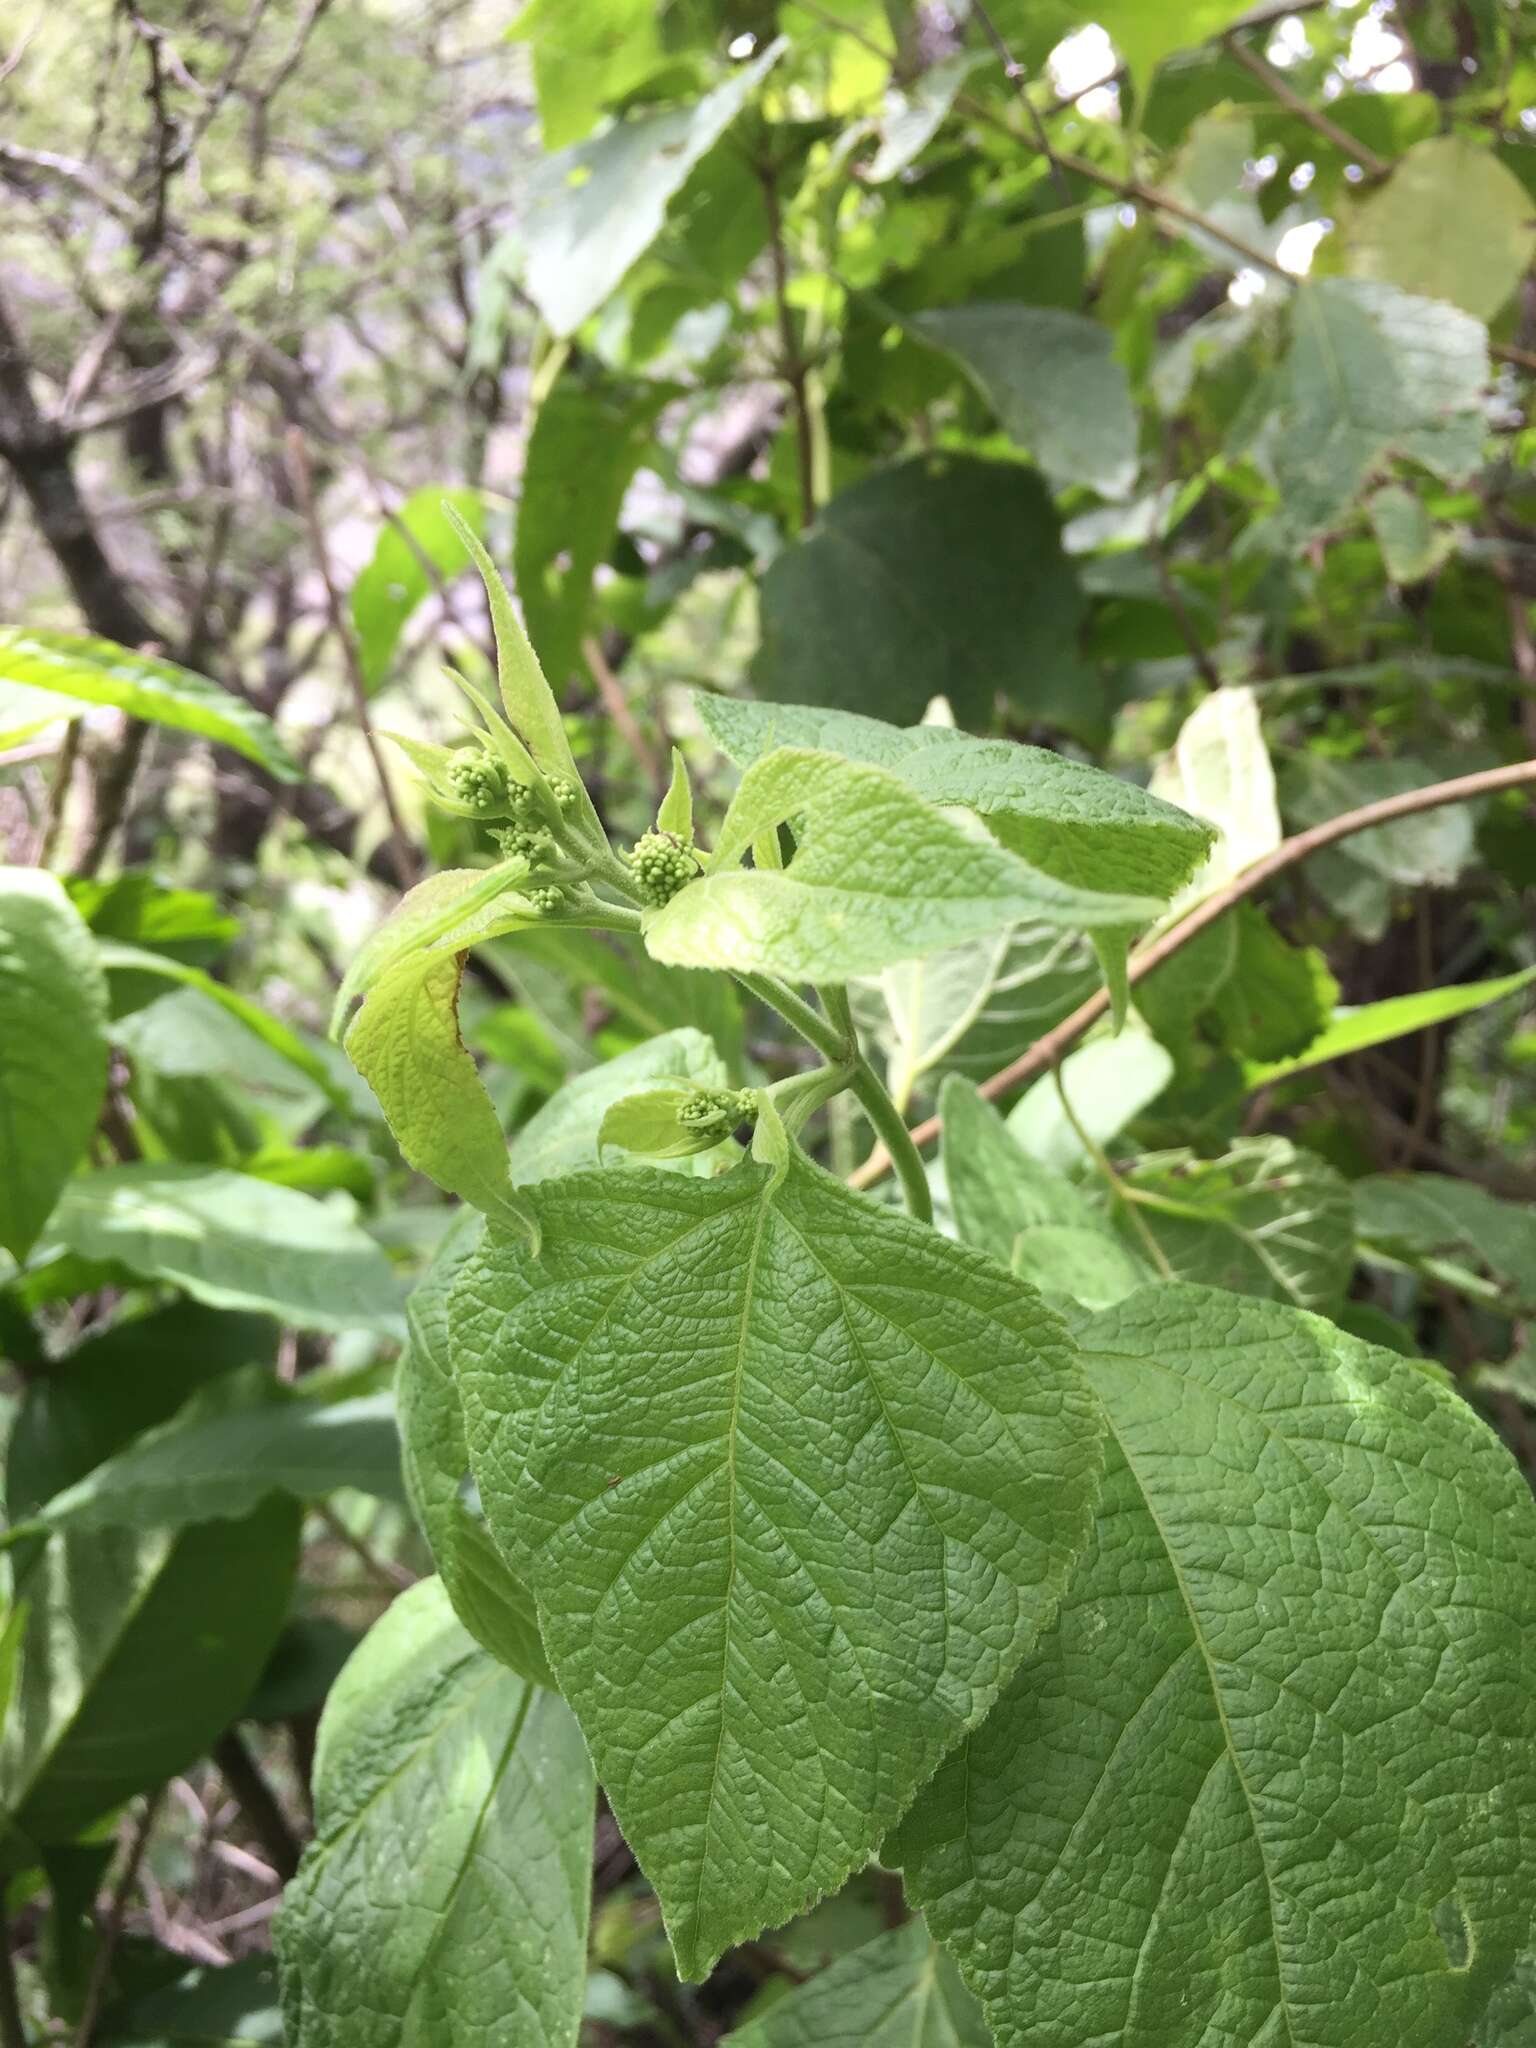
583, 634, 666, 797
285, 427, 418, 890
1224, 34, 1389, 178
849, 754, 1536, 1190
0, 1899, 26, 2048
213, 1728, 303, 1881
34, 717, 81, 867
315, 1500, 416, 1591
757, 156, 819, 532
969, 0, 1071, 202
75, 1788, 165, 2048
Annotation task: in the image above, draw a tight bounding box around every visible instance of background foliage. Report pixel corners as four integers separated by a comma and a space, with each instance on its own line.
2, 0, 1536, 2041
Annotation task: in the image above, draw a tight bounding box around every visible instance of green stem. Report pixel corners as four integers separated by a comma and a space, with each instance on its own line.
736, 974, 933, 1223
1051, 1067, 1171, 1279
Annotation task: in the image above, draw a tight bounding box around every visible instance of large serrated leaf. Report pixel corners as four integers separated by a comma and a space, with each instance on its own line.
275, 1577, 593, 2048
451, 1153, 1103, 1977
0, 870, 109, 1261
891, 1284, 1536, 2048
644, 747, 1163, 986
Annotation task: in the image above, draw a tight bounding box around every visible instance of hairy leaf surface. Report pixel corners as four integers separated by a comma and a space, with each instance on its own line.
698, 696, 1212, 904
892, 1284, 1536, 2048
644, 748, 1162, 985
276, 1577, 593, 2048
452, 1154, 1103, 1976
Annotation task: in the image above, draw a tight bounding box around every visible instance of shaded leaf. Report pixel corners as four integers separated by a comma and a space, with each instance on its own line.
749, 456, 1093, 733
893, 1284, 1536, 2048
350, 487, 484, 691
275, 1577, 593, 2048
0, 629, 300, 780
0, 871, 108, 1261
726, 1920, 989, 2046
1343, 134, 1536, 322
515, 374, 673, 685
1271, 280, 1487, 543
1114, 1136, 1354, 1312
1353, 1174, 1536, 1311
42, 1164, 404, 1335
912, 305, 1138, 498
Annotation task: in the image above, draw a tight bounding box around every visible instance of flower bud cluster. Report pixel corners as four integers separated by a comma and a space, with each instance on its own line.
627, 830, 701, 907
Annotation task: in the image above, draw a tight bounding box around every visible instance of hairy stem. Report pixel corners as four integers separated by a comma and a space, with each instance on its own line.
850, 753, 1536, 1191
737, 973, 932, 1221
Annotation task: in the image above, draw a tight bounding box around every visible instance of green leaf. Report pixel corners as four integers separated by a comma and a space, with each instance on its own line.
1271, 280, 1488, 544
1204, 908, 1338, 1066
350, 486, 485, 690
699, 695, 1215, 904
1148, 684, 1280, 905
644, 748, 1164, 985
911, 306, 1137, 499
599, 1083, 742, 1161
1094, 0, 1254, 96
10, 1378, 403, 1542
441, 509, 590, 803
97, 940, 352, 1114
725, 1920, 989, 2046
510, 0, 666, 148
332, 863, 536, 1032
514, 373, 673, 684
98, 1953, 281, 2046
345, 948, 540, 1245
0, 628, 301, 781
891, 1284, 1536, 2048
1476, 1953, 1536, 2047
398, 1210, 554, 1687
867, 53, 986, 182
275, 1577, 594, 2048
5, 1301, 277, 1515
42, 1164, 404, 1335
1283, 754, 1476, 888
1114, 1136, 1354, 1313
1368, 483, 1451, 585
657, 745, 693, 840
511, 1026, 731, 1182
941, 1077, 1150, 1310
1342, 134, 1536, 322
1007, 1034, 1174, 1174
522, 40, 785, 336
0, 870, 108, 1261
1242, 967, 1536, 1090
66, 873, 239, 967
749, 456, 1094, 733
452, 1153, 1103, 1977
1353, 1174, 1536, 1311
1, 1495, 299, 1855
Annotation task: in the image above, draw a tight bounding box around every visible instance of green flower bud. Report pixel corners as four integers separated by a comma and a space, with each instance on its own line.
491, 822, 556, 867
676, 1087, 758, 1139
527, 885, 566, 915
445, 750, 508, 816
627, 829, 700, 908
546, 776, 579, 812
